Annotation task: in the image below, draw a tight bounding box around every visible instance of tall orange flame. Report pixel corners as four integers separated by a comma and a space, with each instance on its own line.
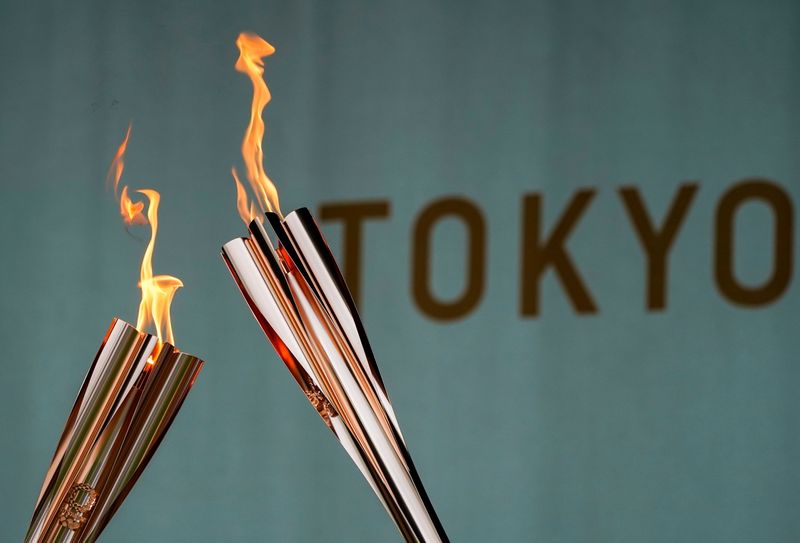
232, 32, 281, 222
108, 127, 183, 345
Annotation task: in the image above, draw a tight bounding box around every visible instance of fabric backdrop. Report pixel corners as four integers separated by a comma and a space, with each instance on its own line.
1, 0, 798, 541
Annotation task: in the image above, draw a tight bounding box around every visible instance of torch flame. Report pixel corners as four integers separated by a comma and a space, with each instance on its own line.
108, 127, 183, 345
232, 32, 282, 222
135, 189, 183, 345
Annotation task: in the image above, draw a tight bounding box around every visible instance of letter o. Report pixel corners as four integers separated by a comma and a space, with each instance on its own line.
715, 179, 793, 306
412, 197, 486, 320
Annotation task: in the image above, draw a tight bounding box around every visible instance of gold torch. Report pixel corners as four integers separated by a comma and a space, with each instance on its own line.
222, 33, 449, 542
25, 128, 204, 543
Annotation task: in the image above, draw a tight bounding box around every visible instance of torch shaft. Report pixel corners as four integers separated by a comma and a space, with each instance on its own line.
222, 209, 449, 542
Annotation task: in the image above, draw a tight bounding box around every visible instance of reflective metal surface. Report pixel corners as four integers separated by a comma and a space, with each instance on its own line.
25, 319, 204, 543
222, 208, 449, 543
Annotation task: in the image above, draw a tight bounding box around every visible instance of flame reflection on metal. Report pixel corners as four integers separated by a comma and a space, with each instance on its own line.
25, 318, 203, 543
222, 208, 449, 543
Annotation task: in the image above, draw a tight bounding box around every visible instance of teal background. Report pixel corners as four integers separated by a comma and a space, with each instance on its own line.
2, 0, 799, 541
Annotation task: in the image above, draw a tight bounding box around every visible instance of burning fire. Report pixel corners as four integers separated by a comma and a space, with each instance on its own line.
232, 32, 282, 222
108, 126, 183, 345
107, 124, 146, 225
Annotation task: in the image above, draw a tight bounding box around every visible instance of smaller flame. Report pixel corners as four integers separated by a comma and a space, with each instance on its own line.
108, 127, 182, 345
136, 189, 183, 346
232, 32, 281, 223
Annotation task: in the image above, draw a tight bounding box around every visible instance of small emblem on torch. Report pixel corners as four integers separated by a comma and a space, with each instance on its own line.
57, 483, 98, 530
305, 383, 337, 421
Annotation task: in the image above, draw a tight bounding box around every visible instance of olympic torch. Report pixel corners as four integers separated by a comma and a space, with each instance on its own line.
25, 127, 204, 542
223, 31, 448, 542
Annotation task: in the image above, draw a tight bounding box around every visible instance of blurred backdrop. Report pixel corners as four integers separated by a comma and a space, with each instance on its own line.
1, 0, 799, 541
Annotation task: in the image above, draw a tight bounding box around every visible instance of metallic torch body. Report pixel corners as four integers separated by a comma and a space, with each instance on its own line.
223, 208, 449, 543
25, 319, 203, 543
